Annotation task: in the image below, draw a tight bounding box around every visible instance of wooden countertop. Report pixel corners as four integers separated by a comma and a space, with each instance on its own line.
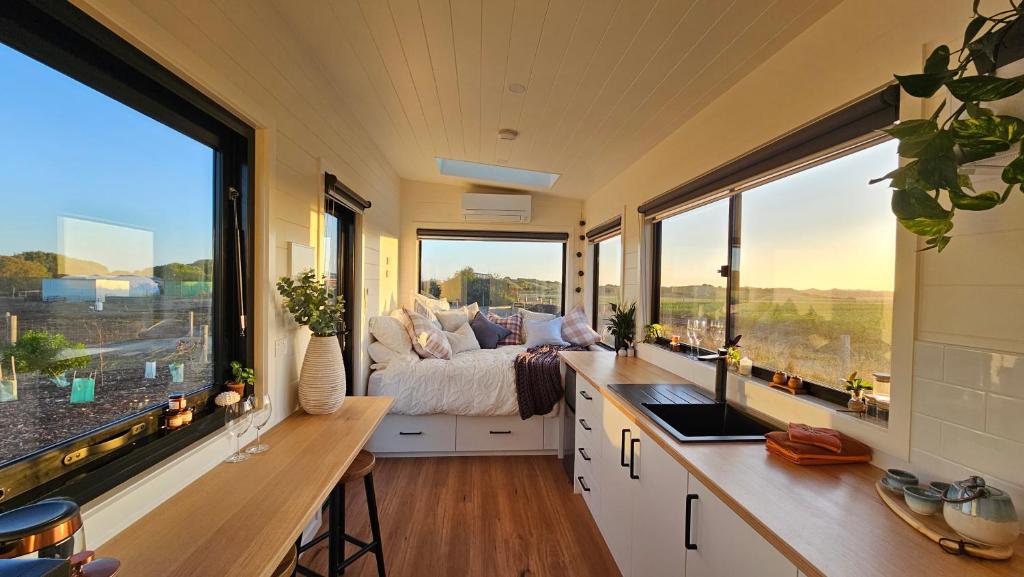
98, 396, 392, 577
560, 351, 1024, 577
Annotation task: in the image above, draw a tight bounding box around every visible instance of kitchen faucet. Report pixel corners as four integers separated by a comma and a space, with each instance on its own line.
698, 334, 741, 404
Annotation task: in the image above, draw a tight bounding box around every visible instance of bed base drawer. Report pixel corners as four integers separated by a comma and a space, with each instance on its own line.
367, 414, 456, 453
455, 415, 545, 452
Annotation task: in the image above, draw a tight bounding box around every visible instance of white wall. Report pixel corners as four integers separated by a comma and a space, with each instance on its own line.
397, 179, 584, 311
582, 0, 1024, 512
73, 0, 401, 546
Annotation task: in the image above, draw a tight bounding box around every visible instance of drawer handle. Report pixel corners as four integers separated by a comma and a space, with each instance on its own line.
398, 431, 423, 436
489, 430, 512, 435
578, 418, 592, 431
620, 428, 630, 467
578, 476, 591, 492
579, 390, 593, 400
629, 438, 640, 480
685, 494, 699, 550
578, 447, 591, 461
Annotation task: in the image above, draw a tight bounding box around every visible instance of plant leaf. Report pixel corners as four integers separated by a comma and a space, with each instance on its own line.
924, 45, 951, 74
946, 74, 1024, 102
898, 216, 955, 237
891, 187, 953, 220
964, 16, 987, 47
917, 156, 961, 190
965, 101, 994, 118
951, 115, 1024, 144
948, 187, 1002, 210
894, 72, 953, 98
898, 129, 954, 159
1002, 155, 1024, 183
923, 235, 953, 252
882, 119, 937, 139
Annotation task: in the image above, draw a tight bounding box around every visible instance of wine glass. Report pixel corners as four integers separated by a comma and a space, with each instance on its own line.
224, 397, 253, 463
693, 318, 707, 354
686, 319, 698, 359
246, 393, 273, 454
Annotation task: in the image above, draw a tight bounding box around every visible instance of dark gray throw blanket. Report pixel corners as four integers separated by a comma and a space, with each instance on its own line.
514, 344, 588, 420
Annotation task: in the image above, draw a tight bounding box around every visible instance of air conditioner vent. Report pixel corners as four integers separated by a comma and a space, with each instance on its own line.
461, 193, 531, 223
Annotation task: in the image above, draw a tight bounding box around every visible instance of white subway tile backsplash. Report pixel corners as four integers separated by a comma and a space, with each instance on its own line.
913, 341, 944, 381
943, 346, 1024, 397
940, 423, 1024, 485
910, 413, 942, 455
987, 394, 1024, 443
912, 378, 986, 430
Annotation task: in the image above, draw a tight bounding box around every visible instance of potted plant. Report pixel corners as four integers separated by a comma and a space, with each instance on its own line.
642, 323, 664, 344
605, 302, 637, 356
277, 269, 346, 414
844, 371, 873, 412
225, 361, 254, 397
726, 345, 742, 372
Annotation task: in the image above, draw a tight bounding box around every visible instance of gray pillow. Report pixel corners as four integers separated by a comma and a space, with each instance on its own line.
470, 312, 511, 349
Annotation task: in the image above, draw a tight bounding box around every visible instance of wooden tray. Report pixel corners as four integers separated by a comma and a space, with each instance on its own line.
875, 481, 1014, 560
768, 383, 806, 395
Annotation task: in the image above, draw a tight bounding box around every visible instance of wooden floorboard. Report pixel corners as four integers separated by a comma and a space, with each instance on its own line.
297, 455, 620, 577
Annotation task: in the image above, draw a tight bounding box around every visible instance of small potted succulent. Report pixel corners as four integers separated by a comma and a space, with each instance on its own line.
225, 361, 254, 397
844, 371, 873, 412
642, 323, 664, 344
725, 345, 742, 372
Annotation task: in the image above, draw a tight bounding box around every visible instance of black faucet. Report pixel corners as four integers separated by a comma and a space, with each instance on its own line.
697, 335, 741, 404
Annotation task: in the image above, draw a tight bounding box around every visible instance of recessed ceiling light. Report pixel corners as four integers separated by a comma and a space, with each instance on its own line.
508, 83, 527, 94
497, 128, 519, 141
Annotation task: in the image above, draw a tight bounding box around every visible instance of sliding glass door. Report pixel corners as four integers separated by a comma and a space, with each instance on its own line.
323, 197, 355, 395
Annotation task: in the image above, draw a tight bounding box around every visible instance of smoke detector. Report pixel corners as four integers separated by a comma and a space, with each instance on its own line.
508, 83, 527, 94
498, 128, 519, 141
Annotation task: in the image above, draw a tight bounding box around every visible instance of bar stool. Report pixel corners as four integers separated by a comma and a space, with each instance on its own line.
296, 450, 386, 577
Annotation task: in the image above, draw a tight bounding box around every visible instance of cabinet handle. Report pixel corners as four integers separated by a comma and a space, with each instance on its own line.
578, 447, 591, 461
629, 438, 640, 480
488, 430, 512, 435
620, 428, 630, 467
579, 390, 593, 400
685, 494, 699, 550
579, 418, 592, 431
398, 431, 423, 436
578, 476, 591, 492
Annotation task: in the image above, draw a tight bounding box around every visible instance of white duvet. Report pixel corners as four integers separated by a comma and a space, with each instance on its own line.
373, 345, 528, 416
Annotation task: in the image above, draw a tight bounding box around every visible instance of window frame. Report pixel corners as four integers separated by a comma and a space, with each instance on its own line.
0, 0, 254, 508
589, 235, 622, 350
415, 230, 569, 317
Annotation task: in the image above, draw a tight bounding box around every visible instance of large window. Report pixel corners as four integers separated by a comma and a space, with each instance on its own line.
0, 2, 251, 507
653, 140, 897, 395
593, 234, 622, 347
419, 234, 566, 316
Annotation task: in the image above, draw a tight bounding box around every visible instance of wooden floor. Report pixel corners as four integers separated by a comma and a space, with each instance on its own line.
297, 456, 620, 577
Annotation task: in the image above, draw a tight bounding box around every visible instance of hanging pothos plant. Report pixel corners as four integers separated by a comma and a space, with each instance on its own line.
874, 1, 1024, 252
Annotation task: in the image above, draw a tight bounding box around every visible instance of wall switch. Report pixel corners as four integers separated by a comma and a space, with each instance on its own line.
274, 337, 288, 358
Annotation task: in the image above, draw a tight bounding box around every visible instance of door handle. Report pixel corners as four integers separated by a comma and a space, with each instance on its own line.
579, 390, 592, 400
629, 438, 640, 480
63, 422, 147, 466
488, 430, 512, 435
578, 447, 591, 461
579, 418, 592, 431
578, 476, 591, 492
398, 431, 423, 436
620, 428, 630, 467
685, 494, 699, 550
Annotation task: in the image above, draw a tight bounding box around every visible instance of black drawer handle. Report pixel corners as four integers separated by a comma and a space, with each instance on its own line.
578, 418, 592, 431
579, 390, 593, 400
489, 430, 512, 435
620, 428, 630, 467
398, 431, 423, 436
578, 476, 591, 492
578, 447, 591, 461
685, 494, 699, 550
629, 438, 640, 480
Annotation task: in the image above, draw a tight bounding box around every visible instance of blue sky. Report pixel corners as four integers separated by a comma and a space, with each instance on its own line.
0, 42, 213, 272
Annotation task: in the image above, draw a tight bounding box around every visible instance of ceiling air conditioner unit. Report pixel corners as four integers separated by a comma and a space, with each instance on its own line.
461, 192, 532, 223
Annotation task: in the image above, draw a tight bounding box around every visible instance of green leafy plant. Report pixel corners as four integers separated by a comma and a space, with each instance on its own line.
642, 323, 664, 344
606, 302, 637, 346
228, 361, 255, 387
276, 269, 345, 337
843, 371, 874, 397
1, 330, 89, 378
726, 346, 742, 368
875, 2, 1024, 251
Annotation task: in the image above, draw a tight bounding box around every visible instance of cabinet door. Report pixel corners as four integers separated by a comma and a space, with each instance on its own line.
630, 427, 687, 577
598, 400, 636, 577
684, 476, 797, 577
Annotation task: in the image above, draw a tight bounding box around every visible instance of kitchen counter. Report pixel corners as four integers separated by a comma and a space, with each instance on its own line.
560, 351, 1024, 577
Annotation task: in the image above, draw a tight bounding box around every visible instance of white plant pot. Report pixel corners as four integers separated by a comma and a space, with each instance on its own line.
299, 335, 346, 414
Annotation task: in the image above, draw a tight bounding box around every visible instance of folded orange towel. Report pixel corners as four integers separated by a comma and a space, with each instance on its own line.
787, 423, 843, 454
765, 431, 871, 466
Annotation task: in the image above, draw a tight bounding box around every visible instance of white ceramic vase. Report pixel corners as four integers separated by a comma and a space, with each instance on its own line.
298, 335, 346, 414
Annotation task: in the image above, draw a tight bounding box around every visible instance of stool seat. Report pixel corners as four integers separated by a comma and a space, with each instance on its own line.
341, 450, 376, 483
271, 544, 297, 577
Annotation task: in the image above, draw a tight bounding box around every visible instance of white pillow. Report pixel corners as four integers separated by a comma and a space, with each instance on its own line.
524, 317, 569, 348
435, 309, 470, 332
369, 315, 413, 354
368, 341, 419, 366
518, 309, 556, 341
414, 293, 450, 311
445, 322, 481, 355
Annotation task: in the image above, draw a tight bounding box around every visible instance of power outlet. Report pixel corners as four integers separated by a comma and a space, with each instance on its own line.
274, 337, 288, 358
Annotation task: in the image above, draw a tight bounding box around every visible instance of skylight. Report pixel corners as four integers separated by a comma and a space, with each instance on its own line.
436, 158, 560, 190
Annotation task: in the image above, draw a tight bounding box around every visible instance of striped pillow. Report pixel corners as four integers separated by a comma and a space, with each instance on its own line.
562, 305, 601, 346
405, 309, 452, 360
487, 313, 523, 345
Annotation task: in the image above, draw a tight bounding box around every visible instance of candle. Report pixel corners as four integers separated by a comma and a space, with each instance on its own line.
738, 357, 753, 376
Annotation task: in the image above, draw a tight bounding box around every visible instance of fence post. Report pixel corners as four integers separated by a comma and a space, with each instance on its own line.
9, 314, 16, 344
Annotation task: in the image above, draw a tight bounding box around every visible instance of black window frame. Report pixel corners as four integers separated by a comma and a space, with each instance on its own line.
415, 229, 569, 316
0, 0, 254, 509
587, 217, 622, 349
646, 86, 900, 408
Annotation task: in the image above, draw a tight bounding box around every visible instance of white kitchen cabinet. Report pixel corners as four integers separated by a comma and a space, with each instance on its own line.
684, 475, 797, 577
630, 426, 687, 577
598, 398, 636, 576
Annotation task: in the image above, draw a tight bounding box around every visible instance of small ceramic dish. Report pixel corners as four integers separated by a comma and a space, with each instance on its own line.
880, 476, 909, 496
904, 486, 943, 516
885, 468, 919, 488
929, 481, 952, 496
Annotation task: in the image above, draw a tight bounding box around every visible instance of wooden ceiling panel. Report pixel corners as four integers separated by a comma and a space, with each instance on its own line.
419, 0, 466, 159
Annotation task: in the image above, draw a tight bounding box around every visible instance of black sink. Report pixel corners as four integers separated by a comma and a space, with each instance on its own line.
608, 383, 777, 443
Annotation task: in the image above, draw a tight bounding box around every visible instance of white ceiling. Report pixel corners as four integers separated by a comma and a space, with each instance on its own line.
273, 0, 840, 198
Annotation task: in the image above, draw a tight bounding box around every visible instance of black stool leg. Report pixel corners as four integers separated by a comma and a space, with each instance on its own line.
328, 482, 344, 577
338, 482, 346, 575
364, 473, 386, 577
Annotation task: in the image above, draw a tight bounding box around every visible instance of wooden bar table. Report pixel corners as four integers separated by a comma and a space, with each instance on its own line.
99, 396, 392, 577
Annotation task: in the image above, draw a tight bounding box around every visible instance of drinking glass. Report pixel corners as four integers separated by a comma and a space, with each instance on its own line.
685, 319, 698, 359
246, 393, 273, 454
224, 397, 253, 463
693, 318, 707, 354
